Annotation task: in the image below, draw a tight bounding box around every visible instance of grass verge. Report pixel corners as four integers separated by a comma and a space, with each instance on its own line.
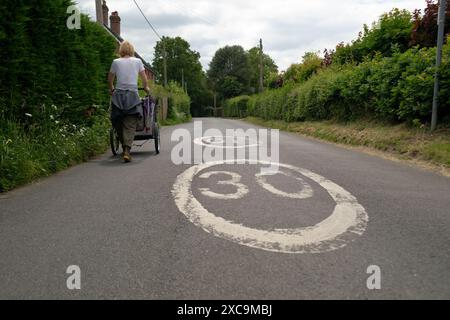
0, 115, 110, 193
244, 116, 450, 171
0, 112, 192, 193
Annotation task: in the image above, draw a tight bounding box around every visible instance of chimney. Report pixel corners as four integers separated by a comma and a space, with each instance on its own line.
102, 1, 109, 26
110, 11, 121, 36
95, 0, 103, 25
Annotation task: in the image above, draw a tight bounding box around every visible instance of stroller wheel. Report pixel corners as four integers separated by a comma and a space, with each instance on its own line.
110, 128, 121, 156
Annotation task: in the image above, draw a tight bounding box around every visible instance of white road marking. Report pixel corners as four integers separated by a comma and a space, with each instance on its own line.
255, 170, 314, 199
198, 171, 249, 200
194, 136, 259, 149
172, 160, 369, 254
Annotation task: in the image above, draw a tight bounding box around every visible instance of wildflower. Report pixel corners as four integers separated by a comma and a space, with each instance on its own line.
50, 115, 55, 120
66, 93, 73, 99
25, 113, 32, 118
6, 139, 12, 145
55, 120, 60, 125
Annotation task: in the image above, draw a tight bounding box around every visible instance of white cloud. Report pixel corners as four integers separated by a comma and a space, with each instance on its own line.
75, 0, 426, 71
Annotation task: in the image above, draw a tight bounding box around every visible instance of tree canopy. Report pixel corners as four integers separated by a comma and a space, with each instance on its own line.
207, 45, 279, 99
152, 36, 210, 116
207, 45, 251, 99
247, 47, 278, 93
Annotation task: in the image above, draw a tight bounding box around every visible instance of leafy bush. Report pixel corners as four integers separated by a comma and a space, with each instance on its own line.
283, 52, 323, 85
150, 82, 191, 123
332, 9, 414, 64
224, 39, 450, 124
0, 1, 119, 192
223, 96, 251, 118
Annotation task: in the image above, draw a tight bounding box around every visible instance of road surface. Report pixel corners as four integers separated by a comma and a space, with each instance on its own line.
1, 118, 449, 299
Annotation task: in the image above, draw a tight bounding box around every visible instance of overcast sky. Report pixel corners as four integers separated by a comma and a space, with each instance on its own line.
75, 0, 426, 71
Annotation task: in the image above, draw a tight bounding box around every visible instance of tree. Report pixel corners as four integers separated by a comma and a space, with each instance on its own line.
247, 47, 278, 93
152, 36, 208, 116
219, 76, 244, 98
411, 0, 450, 47
207, 45, 251, 99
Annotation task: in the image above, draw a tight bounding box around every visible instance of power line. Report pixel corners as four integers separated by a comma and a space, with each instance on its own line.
153, 0, 214, 26
132, 0, 167, 87
132, 0, 162, 40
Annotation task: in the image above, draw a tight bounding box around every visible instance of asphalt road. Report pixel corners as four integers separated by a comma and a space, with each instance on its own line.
1, 118, 449, 299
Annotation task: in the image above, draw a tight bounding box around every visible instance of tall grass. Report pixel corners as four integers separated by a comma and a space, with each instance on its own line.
0, 105, 110, 192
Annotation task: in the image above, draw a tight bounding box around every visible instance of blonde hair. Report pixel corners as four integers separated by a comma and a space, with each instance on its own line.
119, 41, 135, 57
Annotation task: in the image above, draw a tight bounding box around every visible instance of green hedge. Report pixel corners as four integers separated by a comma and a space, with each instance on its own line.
0, 1, 118, 192
0, 0, 116, 122
224, 41, 450, 124
223, 95, 250, 118
150, 81, 191, 123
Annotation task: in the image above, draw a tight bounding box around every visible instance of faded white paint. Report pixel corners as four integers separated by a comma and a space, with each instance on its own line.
194, 136, 259, 149
172, 160, 369, 254
199, 171, 249, 200
255, 170, 314, 199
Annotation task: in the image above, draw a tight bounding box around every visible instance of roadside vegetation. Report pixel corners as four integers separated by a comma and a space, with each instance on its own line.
0, 1, 191, 192
246, 117, 450, 168
222, 1, 450, 168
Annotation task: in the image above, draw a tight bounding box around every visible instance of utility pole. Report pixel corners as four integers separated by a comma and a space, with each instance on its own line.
259, 38, 264, 93
214, 93, 217, 117
181, 68, 185, 91
431, 0, 447, 132
163, 39, 168, 87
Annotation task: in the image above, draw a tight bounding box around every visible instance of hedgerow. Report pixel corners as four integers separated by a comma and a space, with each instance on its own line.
224, 40, 450, 124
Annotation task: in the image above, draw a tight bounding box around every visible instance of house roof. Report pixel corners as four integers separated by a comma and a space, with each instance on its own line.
103, 24, 155, 73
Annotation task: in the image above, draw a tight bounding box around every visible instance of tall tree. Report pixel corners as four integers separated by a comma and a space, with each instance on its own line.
152, 36, 209, 116
207, 45, 251, 99
411, 0, 450, 47
247, 47, 278, 93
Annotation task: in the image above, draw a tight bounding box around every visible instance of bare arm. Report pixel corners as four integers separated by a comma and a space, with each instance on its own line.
108, 72, 116, 96
139, 70, 150, 95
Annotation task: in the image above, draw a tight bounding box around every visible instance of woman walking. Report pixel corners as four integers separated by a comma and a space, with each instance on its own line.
108, 41, 150, 163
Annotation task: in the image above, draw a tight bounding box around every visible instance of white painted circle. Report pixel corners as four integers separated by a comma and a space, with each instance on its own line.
194, 136, 259, 149
172, 160, 369, 254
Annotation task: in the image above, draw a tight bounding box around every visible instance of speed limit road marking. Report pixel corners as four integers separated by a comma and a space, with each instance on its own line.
172, 160, 368, 254
193, 136, 259, 149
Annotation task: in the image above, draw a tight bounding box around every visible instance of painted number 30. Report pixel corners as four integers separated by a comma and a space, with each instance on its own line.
198, 170, 314, 200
